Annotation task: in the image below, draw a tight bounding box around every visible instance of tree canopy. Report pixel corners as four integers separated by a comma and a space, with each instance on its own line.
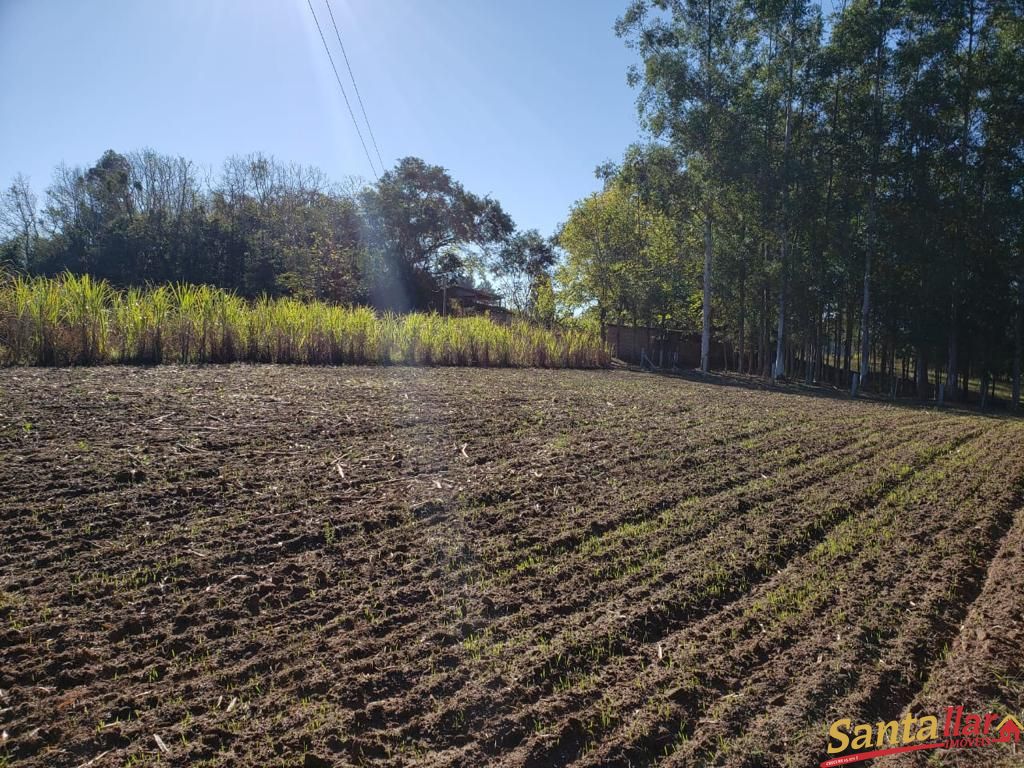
554, 0, 1023, 404
1, 151, 526, 315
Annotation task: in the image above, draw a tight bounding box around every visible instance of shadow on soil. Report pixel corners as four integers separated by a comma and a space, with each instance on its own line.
610, 360, 1020, 421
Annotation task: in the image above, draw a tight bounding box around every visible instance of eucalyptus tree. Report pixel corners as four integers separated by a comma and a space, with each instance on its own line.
0, 174, 39, 270
823, 0, 898, 392
494, 229, 557, 317
742, 0, 823, 379
980, 2, 1024, 406
617, 0, 750, 371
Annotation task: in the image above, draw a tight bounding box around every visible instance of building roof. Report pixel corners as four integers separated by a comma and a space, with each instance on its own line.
442, 284, 500, 303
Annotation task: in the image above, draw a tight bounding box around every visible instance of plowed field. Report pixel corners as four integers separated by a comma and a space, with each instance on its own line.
2, 366, 1022, 767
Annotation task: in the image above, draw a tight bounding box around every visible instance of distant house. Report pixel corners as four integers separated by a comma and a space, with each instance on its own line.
995, 715, 1022, 743
433, 284, 507, 318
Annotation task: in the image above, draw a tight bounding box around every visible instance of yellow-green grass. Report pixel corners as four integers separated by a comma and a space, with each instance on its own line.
0, 273, 609, 368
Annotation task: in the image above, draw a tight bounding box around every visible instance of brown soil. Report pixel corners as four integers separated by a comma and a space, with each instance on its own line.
1, 366, 1021, 767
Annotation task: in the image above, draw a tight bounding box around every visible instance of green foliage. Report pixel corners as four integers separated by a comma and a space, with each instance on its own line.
494, 229, 557, 317
3, 152, 523, 315
358, 156, 516, 310
557, 183, 688, 327
0, 273, 609, 368
582, 0, 1024, 396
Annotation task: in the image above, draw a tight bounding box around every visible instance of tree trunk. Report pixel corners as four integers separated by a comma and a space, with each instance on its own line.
1014, 283, 1022, 410
858, 3, 885, 395
761, 283, 770, 377
774, 254, 786, 380
738, 262, 746, 375
834, 303, 842, 385
858, 253, 870, 394
844, 301, 854, 381
947, 0, 976, 406
700, 204, 713, 373
947, 323, 959, 401
818, 311, 826, 383
806, 313, 816, 385
915, 346, 928, 398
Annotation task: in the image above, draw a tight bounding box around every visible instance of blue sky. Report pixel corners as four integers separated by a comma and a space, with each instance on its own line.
0, 0, 643, 238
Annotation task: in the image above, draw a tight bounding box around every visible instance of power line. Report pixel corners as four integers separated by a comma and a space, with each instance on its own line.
323, 0, 386, 173
306, 0, 379, 180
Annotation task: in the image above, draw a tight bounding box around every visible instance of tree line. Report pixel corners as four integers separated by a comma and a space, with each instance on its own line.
0, 151, 557, 318
2, 0, 1020, 405
558, 0, 1022, 405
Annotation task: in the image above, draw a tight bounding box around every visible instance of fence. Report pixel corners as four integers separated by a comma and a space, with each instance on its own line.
605, 323, 923, 395
604, 323, 727, 369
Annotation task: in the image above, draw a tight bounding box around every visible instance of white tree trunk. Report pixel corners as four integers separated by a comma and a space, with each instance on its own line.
773, 240, 787, 380
774, 52, 795, 382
